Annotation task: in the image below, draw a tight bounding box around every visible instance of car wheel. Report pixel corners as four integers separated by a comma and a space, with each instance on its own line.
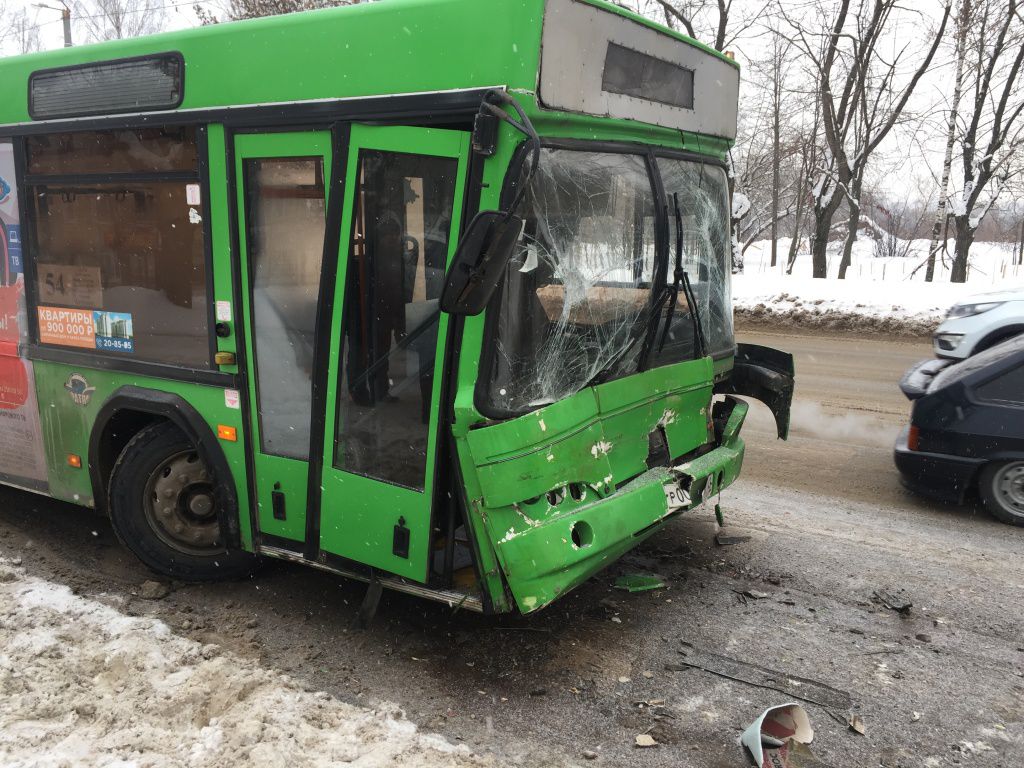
979, 461, 1024, 526
108, 422, 259, 580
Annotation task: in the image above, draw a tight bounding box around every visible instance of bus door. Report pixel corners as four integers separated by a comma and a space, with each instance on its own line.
317, 125, 469, 581
234, 132, 331, 544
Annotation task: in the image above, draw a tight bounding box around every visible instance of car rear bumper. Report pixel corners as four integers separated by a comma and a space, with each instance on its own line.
893, 427, 984, 503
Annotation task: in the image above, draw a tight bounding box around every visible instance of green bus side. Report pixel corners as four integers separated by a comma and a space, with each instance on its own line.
0, 0, 757, 615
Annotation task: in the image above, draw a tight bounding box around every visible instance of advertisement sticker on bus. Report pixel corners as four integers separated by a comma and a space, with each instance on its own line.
94, 310, 134, 353
0, 141, 48, 493
37, 306, 97, 348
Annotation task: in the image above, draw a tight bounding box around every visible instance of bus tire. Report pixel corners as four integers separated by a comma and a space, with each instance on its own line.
108, 422, 258, 580
979, 461, 1024, 527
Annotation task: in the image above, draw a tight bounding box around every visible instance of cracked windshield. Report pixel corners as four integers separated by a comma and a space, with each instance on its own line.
485, 149, 732, 413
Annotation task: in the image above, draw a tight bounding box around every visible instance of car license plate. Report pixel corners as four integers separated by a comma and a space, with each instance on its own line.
664, 483, 691, 512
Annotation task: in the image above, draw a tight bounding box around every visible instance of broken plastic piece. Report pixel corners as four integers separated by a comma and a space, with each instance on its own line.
848, 714, 866, 735
614, 573, 665, 592
741, 703, 814, 768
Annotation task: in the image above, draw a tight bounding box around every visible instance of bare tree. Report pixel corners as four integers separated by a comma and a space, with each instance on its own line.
2, 7, 44, 54
947, 0, 1024, 282
74, 0, 167, 41
646, 0, 769, 51
197, 0, 361, 23
780, 0, 950, 278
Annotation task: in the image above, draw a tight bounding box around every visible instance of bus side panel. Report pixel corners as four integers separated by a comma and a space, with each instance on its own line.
0, 140, 50, 494
29, 362, 254, 551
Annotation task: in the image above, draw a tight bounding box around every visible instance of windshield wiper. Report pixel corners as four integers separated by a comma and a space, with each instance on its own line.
659, 192, 706, 358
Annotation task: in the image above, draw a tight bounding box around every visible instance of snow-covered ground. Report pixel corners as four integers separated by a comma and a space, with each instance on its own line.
0, 556, 494, 768
734, 238, 1024, 332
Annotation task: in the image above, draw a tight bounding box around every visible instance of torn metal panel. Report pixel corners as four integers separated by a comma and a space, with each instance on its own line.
716, 343, 795, 440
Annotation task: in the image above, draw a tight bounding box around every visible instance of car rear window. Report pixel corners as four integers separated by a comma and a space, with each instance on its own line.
930, 334, 1024, 393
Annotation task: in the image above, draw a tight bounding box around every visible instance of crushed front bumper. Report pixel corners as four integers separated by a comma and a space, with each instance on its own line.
496, 398, 748, 613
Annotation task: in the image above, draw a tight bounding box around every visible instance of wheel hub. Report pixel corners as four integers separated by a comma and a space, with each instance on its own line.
995, 462, 1024, 512
144, 451, 220, 555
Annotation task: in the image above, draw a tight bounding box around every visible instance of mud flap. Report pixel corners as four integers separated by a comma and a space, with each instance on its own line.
715, 343, 794, 440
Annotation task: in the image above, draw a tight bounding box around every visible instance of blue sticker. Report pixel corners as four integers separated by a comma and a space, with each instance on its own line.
93, 310, 134, 354
7, 224, 22, 274
0, 176, 10, 206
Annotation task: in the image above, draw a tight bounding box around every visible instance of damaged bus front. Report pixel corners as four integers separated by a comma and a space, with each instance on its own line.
443, 1, 793, 614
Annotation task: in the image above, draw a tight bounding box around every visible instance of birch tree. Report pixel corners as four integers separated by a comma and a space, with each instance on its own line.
925, 0, 971, 282
947, 0, 1024, 283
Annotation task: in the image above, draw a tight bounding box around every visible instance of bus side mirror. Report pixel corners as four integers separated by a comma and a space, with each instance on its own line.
441, 210, 524, 316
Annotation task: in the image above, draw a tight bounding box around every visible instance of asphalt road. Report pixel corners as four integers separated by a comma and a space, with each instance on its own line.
1, 327, 1022, 767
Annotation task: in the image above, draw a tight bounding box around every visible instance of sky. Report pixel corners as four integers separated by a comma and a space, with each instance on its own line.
2, 0, 200, 51
0, 0, 997, 207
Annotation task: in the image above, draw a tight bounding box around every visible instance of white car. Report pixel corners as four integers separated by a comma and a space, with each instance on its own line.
934, 288, 1024, 359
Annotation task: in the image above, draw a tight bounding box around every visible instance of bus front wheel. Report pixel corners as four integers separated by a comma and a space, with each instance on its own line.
108, 422, 258, 581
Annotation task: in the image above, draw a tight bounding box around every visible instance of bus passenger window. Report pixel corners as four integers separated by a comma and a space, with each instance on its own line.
335, 150, 456, 491
244, 157, 326, 461
25, 127, 210, 368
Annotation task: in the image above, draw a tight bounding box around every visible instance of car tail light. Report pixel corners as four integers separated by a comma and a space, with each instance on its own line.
907, 425, 920, 451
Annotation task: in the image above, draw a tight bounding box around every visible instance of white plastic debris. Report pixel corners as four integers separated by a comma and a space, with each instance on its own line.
740, 702, 814, 767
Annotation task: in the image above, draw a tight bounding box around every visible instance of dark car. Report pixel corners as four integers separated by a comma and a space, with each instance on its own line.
895, 334, 1024, 525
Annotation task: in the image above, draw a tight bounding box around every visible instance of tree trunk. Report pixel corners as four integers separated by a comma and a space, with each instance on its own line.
786, 191, 805, 274
810, 208, 834, 278
810, 179, 843, 279
950, 217, 973, 283
926, 0, 969, 282
837, 176, 863, 279
1018, 218, 1024, 266
837, 200, 859, 279
770, 48, 782, 269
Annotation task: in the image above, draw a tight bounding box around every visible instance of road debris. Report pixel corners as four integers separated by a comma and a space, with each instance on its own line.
634, 734, 658, 748
668, 647, 852, 710
137, 580, 170, 600
740, 703, 814, 768
848, 714, 866, 735
613, 574, 665, 592
873, 589, 912, 614
735, 588, 770, 600
714, 526, 750, 546
581, 749, 598, 760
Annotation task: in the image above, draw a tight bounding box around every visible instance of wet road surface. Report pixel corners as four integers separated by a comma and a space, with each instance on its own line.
1, 327, 1022, 767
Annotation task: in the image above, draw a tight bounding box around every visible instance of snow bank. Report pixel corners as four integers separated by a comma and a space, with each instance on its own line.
0, 557, 494, 768
734, 238, 1024, 334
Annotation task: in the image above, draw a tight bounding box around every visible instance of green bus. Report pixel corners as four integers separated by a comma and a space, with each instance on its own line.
0, 0, 792, 615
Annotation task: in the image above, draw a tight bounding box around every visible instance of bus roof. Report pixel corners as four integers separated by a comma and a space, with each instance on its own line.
0, 0, 738, 141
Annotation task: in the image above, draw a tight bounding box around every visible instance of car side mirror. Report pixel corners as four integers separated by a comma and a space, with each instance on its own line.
441, 210, 524, 316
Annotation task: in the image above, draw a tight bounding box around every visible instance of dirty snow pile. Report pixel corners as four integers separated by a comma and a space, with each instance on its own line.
0, 556, 492, 768
734, 238, 1024, 335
